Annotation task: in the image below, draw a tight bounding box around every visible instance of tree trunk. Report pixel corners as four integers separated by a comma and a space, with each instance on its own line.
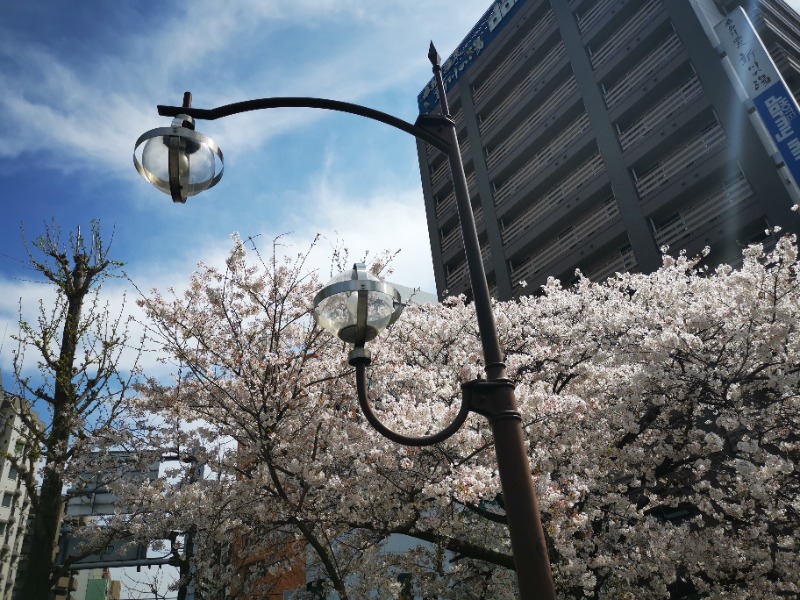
20, 249, 86, 598
21, 468, 65, 599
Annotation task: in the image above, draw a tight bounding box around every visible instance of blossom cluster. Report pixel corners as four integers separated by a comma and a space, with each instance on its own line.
91, 234, 799, 599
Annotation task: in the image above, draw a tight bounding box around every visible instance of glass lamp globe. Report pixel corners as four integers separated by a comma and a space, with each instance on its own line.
133, 120, 224, 202
313, 264, 403, 345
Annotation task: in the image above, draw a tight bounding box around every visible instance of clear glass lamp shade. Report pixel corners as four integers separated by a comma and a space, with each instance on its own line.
313, 265, 403, 345
133, 125, 224, 201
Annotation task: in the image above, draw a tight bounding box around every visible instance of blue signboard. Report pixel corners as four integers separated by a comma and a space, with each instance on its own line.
753, 82, 800, 187
716, 7, 800, 190
417, 0, 528, 114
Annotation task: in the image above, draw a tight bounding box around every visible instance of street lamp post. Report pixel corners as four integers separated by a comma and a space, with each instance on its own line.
134, 44, 555, 599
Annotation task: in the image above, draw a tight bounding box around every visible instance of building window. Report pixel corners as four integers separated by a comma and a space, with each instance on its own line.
1, 493, 12, 508
7, 466, 16, 481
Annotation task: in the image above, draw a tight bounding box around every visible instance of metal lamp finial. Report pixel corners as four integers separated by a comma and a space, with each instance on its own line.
428, 42, 441, 68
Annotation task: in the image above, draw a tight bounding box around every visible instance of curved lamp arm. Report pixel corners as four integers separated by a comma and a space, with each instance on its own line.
157, 96, 451, 154
353, 359, 471, 447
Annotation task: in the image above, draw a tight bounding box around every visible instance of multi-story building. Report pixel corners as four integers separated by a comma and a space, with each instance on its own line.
417, 0, 800, 300
0, 374, 41, 600
73, 568, 121, 600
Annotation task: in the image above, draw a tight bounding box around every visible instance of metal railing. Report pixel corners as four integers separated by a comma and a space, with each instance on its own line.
634, 123, 726, 198
473, 9, 557, 106
585, 246, 637, 282
441, 204, 485, 255
492, 113, 592, 208
500, 153, 605, 244
603, 33, 682, 109
430, 135, 472, 189
578, 0, 618, 34
618, 76, 704, 150
446, 243, 492, 289
479, 42, 567, 136
486, 76, 579, 171
509, 196, 619, 284
654, 174, 753, 248
435, 171, 479, 218
590, 0, 662, 69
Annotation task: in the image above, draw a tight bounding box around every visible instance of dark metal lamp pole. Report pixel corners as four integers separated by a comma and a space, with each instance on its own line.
134, 44, 555, 599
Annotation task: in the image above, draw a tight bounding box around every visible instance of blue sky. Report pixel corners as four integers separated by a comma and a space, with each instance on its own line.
0, 0, 495, 376
0, 1, 494, 592
4, 0, 800, 370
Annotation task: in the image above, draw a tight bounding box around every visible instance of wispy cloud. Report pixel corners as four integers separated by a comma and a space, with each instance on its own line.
0, 0, 489, 174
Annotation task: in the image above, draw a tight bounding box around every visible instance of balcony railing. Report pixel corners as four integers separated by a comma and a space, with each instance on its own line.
590, 0, 662, 69
486, 76, 579, 171
492, 113, 592, 208
603, 33, 683, 109
473, 9, 557, 105
429, 135, 472, 190
634, 123, 726, 199
618, 76, 704, 151
654, 174, 753, 248
440, 204, 485, 255
585, 246, 637, 282
500, 153, 605, 244
435, 171, 479, 219
509, 196, 619, 284
479, 41, 567, 136
578, 0, 618, 34
446, 244, 492, 289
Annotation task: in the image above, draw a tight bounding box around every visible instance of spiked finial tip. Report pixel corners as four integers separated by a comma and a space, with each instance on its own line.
428, 42, 441, 68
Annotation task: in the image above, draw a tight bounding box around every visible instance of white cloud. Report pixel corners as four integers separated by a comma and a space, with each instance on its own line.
279, 144, 436, 293
0, 0, 495, 391
0, 0, 490, 172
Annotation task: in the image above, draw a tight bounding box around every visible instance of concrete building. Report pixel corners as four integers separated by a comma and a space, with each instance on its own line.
417, 0, 800, 300
75, 568, 121, 600
0, 375, 42, 600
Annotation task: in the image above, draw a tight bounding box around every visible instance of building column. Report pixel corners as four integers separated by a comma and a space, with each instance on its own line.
460, 88, 514, 299
550, 0, 663, 273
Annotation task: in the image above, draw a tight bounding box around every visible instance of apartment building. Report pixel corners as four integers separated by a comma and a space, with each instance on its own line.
417, 0, 800, 299
0, 375, 41, 600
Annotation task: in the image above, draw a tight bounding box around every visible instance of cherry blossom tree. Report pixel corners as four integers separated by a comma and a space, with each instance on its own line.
114, 231, 798, 599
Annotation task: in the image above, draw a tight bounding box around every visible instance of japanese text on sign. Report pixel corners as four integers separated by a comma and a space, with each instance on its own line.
715, 8, 777, 97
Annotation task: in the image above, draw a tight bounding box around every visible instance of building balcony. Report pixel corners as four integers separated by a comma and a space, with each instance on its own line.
429, 135, 471, 191
584, 243, 638, 282
472, 8, 557, 107
434, 171, 478, 223
492, 113, 593, 209
440, 204, 484, 261
618, 76, 704, 152
509, 195, 621, 286
590, 0, 663, 70
634, 123, 726, 199
485, 75, 579, 172
500, 153, 606, 246
603, 33, 684, 110
578, 0, 619, 35
578, 0, 643, 45
478, 41, 568, 137
653, 174, 754, 250
445, 243, 492, 294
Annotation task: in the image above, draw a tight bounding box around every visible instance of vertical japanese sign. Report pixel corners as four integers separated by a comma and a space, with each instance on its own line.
716, 8, 800, 188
